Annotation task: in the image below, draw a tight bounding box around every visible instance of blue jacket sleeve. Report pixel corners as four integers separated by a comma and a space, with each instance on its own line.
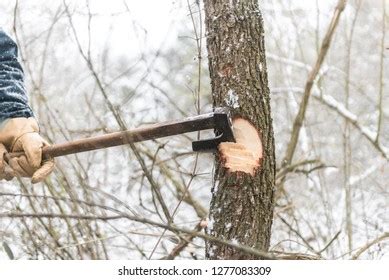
0, 30, 33, 123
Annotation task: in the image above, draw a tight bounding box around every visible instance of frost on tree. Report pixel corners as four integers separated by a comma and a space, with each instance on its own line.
204, 0, 276, 259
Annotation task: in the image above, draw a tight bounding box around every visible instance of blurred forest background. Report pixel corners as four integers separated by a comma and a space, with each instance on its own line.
0, 0, 387, 259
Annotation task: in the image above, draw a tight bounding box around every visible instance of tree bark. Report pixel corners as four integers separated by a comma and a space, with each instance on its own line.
203, 0, 276, 259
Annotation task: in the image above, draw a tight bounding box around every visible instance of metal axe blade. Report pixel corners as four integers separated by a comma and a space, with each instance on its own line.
192, 107, 235, 152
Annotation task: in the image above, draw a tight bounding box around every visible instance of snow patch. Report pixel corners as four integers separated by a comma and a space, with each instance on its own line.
360, 126, 377, 141
349, 159, 385, 186
321, 94, 357, 122
230, 238, 239, 245
225, 89, 239, 108
212, 15, 221, 21
207, 217, 215, 231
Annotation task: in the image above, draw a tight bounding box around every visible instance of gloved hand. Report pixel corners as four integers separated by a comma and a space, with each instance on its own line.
0, 118, 55, 184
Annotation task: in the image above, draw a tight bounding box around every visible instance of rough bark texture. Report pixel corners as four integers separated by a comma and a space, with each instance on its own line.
204, 0, 276, 259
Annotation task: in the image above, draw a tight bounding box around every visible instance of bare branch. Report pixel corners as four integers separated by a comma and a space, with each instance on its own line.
351, 232, 389, 259
283, 0, 347, 166
0, 211, 279, 259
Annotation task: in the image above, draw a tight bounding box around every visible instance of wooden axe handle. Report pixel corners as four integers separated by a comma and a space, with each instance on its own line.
5, 109, 229, 160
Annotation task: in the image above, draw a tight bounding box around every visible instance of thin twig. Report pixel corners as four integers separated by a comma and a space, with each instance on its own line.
162, 220, 206, 260
351, 232, 389, 259
0, 211, 278, 259
282, 0, 347, 167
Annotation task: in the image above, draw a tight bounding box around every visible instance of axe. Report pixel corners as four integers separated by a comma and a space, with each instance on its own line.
6, 107, 235, 160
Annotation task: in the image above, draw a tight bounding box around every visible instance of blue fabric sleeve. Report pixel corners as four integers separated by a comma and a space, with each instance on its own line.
0, 30, 33, 123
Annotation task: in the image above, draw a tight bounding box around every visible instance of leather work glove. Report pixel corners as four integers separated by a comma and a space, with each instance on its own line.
0, 118, 55, 184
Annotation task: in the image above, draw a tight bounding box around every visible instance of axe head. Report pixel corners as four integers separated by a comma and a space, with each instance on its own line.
192, 107, 236, 152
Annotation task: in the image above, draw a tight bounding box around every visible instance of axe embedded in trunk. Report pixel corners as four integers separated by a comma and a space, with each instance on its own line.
6, 107, 235, 160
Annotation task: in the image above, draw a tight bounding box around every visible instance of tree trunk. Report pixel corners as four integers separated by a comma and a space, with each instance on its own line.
203, 0, 276, 259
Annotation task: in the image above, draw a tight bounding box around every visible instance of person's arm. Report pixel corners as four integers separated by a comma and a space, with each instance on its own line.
0, 30, 54, 184
0, 30, 34, 123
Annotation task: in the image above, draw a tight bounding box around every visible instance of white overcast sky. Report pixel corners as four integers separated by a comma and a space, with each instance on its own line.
0, 0, 185, 60
0, 0, 339, 60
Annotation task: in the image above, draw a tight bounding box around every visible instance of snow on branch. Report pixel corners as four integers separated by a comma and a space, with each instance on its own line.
272, 86, 389, 160
266, 52, 346, 80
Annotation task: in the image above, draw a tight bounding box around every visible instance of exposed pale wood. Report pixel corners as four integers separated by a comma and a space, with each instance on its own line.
218, 118, 263, 176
